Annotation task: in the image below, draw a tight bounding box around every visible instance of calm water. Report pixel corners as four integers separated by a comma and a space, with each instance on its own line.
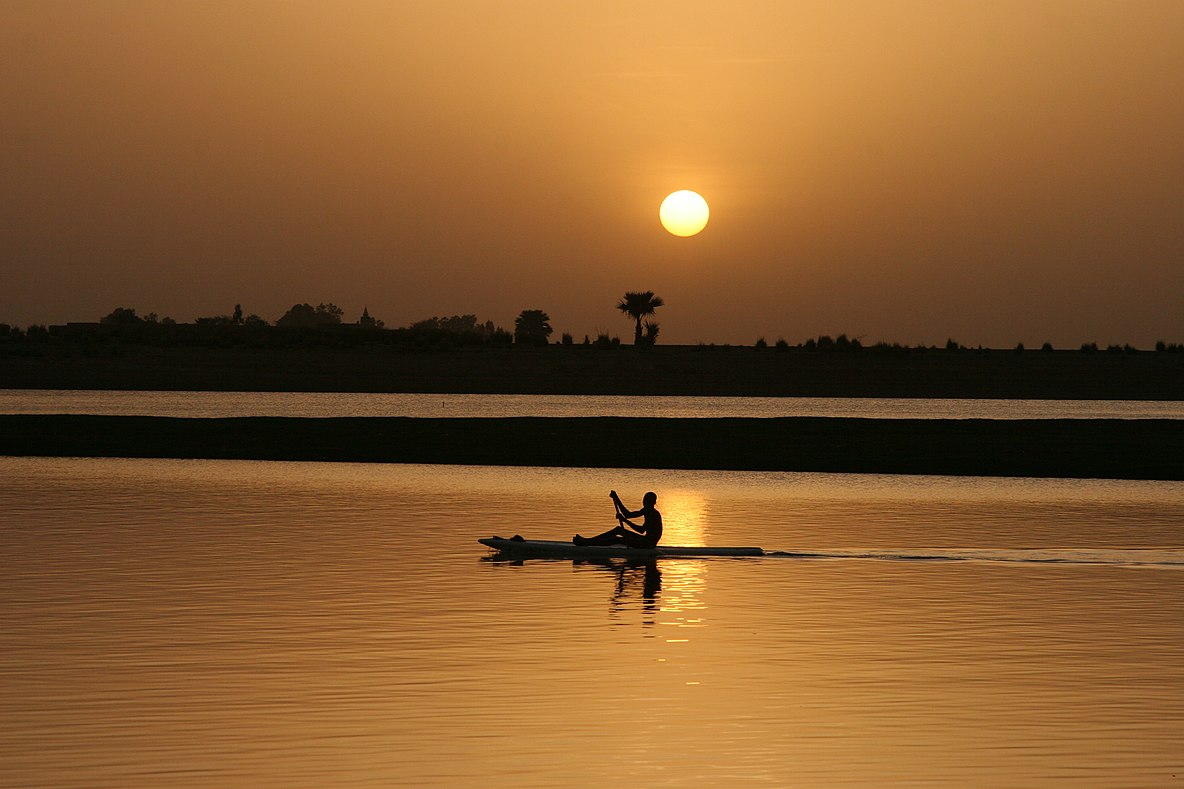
4, 388, 1184, 419
2, 456, 1182, 788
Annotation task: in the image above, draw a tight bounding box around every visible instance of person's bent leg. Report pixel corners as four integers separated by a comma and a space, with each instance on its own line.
581, 525, 631, 546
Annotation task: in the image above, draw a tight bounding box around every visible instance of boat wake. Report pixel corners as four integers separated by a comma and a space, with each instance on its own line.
764, 547, 1184, 567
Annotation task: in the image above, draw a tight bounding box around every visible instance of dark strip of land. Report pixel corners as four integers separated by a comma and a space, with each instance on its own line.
2, 415, 1181, 480
3, 344, 1183, 399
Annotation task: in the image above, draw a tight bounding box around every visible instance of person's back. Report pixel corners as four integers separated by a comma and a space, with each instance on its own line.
638, 496, 663, 545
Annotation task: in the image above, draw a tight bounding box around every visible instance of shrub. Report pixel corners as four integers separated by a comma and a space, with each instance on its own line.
593, 333, 617, 349
755, 337, 767, 349
774, 338, 789, 351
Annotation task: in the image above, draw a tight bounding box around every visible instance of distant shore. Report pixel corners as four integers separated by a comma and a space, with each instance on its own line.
2, 415, 1181, 480
2, 344, 1183, 399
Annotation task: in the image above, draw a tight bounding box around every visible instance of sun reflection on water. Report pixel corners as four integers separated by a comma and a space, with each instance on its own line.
657, 489, 709, 546
658, 559, 708, 628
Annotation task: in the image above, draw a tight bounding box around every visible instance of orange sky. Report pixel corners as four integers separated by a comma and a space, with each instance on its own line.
3, 1, 1182, 346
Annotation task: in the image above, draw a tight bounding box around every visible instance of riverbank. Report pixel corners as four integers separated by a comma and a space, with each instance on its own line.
2, 415, 1181, 480
2, 344, 1183, 399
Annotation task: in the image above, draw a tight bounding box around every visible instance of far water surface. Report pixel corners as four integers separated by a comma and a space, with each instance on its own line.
3, 388, 1184, 419
2, 457, 1182, 787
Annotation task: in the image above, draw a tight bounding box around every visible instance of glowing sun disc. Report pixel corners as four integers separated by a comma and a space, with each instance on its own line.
660, 190, 709, 237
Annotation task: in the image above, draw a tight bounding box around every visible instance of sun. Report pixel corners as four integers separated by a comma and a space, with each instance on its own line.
659, 190, 709, 237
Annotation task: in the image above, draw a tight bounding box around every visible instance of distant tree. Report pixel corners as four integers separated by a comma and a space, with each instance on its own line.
100, 307, 143, 325
755, 337, 768, 349
945, 338, 961, 351
314, 303, 343, 325
1041, 342, 1054, 352
561, 332, 573, 346
1015, 342, 1025, 352
1081, 342, 1098, 353
276, 303, 343, 327
775, 338, 789, 352
277, 304, 317, 327
233, 304, 244, 325
617, 291, 664, 345
411, 314, 483, 334
407, 314, 505, 344
514, 309, 553, 346
243, 314, 269, 327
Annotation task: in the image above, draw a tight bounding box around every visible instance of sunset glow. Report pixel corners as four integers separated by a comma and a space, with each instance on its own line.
2, 1, 1183, 346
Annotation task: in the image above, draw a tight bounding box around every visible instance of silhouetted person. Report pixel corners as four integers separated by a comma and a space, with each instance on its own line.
574, 490, 663, 548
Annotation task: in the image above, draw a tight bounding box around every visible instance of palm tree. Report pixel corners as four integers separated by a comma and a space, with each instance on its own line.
617, 291, 665, 345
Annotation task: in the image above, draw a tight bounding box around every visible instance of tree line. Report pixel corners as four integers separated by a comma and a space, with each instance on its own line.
0, 290, 668, 351
3, 290, 1180, 352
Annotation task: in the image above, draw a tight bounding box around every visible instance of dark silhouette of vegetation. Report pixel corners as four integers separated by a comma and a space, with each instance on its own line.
101, 307, 145, 325
514, 310, 553, 346
400, 314, 510, 349
593, 332, 620, 349
617, 291, 664, 345
5, 302, 1181, 367
277, 303, 344, 327
802, 334, 862, 352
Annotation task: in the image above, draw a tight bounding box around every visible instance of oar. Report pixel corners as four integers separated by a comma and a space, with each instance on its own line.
609, 489, 627, 521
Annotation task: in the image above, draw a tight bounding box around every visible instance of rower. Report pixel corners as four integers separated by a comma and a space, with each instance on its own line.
574, 490, 663, 548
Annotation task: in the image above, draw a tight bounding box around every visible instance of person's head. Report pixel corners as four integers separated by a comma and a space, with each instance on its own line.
643, 491, 658, 508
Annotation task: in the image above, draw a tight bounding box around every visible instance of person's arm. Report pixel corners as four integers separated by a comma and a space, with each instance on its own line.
616, 512, 647, 534
611, 491, 645, 532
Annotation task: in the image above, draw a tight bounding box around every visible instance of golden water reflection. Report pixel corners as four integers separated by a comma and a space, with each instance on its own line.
656, 488, 709, 545
6, 458, 1182, 789
561, 556, 711, 636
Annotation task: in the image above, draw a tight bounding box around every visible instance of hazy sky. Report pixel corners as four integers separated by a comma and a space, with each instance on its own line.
4, 1, 1182, 346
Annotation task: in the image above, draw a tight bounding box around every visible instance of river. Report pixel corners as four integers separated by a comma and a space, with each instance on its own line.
2, 456, 1181, 787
